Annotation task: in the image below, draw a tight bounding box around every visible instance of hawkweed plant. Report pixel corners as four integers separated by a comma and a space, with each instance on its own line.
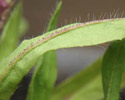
0, 0, 125, 100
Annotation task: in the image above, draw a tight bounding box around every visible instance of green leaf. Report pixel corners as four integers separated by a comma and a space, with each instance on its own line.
102, 39, 125, 100
46, 1, 62, 32
121, 68, 125, 88
26, 52, 57, 100
0, 2, 22, 62
19, 17, 28, 37
69, 75, 103, 100
52, 58, 102, 100
0, 18, 125, 100
26, 1, 62, 100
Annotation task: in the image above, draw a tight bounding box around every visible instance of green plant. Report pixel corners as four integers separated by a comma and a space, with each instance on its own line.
0, 0, 125, 100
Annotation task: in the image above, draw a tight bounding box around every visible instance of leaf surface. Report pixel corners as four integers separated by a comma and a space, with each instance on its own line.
0, 2, 22, 61
102, 40, 125, 100
70, 75, 103, 100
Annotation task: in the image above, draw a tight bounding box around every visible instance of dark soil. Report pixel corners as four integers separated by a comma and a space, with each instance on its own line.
120, 89, 125, 100
11, 76, 31, 100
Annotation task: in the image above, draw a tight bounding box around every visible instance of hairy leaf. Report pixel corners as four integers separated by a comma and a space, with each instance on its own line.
0, 18, 125, 99
46, 1, 62, 32
26, 1, 62, 100
102, 39, 125, 100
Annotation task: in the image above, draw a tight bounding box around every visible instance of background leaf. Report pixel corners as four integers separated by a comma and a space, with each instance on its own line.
19, 17, 28, 38
26, 52, 57, 100
52, 58, 102, 100
0, 2, 22, 62
52, 57, 125, 100
46, 1, 62, 32
69, 75, 103, 100
26, 1, 62, 100
102, 39, 125, 100
65, 70, 125, 100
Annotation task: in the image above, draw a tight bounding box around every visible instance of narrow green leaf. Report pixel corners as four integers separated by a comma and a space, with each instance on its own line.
121, 68, 125, 88
102, 39, 125, 100
19, 17, 28, 37
46, 1, 62, 32
0, 18, 125, 100
26, 1, 62, 100
52, 58, 102, 100
26, 52, 57, 100
0, 2, 22, 62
